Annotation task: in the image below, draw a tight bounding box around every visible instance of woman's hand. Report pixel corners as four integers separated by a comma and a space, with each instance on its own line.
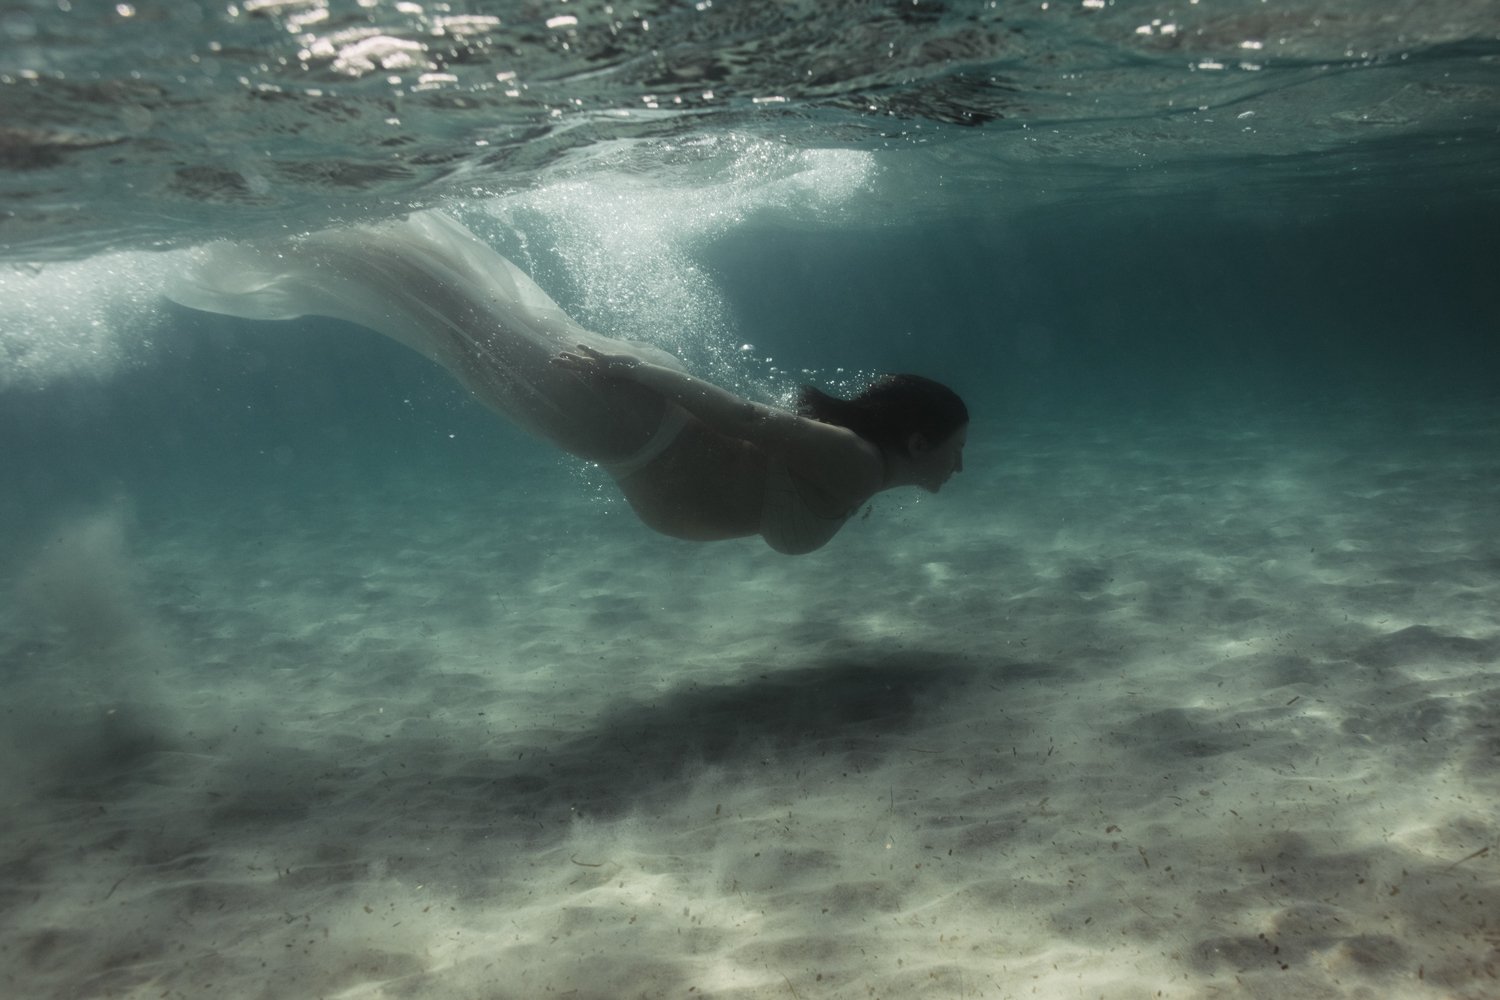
553, 343, 640, 380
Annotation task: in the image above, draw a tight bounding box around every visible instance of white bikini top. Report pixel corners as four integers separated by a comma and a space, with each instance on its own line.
761, 455, 850, 555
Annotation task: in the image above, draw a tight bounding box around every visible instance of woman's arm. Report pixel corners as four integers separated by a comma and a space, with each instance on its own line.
555, 344, 793, 443
555, 344, 884, 495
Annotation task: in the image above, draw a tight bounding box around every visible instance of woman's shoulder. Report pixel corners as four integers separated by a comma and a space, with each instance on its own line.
772, 417, 884, 499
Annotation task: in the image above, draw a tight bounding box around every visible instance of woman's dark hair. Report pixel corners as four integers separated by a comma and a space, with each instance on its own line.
798, 374, 968, 453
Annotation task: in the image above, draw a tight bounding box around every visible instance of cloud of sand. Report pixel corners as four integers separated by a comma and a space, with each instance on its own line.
4, 505, 179, 789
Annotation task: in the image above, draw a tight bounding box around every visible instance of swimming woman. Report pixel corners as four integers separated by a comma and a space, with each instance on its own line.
167, 211, 967, 554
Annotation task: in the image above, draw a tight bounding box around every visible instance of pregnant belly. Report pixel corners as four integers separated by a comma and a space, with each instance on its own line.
615, 427, 765, 542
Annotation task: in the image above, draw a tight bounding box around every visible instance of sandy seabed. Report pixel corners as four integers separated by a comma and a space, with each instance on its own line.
2, 400, 1497, 1000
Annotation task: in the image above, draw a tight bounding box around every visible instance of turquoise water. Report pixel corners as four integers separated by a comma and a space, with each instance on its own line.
2, 2, 1499, 998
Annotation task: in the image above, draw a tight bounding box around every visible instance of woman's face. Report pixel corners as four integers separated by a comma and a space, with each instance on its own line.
918, 423, 967, 492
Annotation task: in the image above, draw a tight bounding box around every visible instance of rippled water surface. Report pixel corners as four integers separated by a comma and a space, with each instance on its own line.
3, 0, 1498, 258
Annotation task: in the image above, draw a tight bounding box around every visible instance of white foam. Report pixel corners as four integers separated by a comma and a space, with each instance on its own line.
471, 138, 875, 380
0, 252, 172, 389
1, 140, 874, 394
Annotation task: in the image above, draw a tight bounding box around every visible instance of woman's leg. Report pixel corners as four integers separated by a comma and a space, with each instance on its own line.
168, 212, 684, 465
